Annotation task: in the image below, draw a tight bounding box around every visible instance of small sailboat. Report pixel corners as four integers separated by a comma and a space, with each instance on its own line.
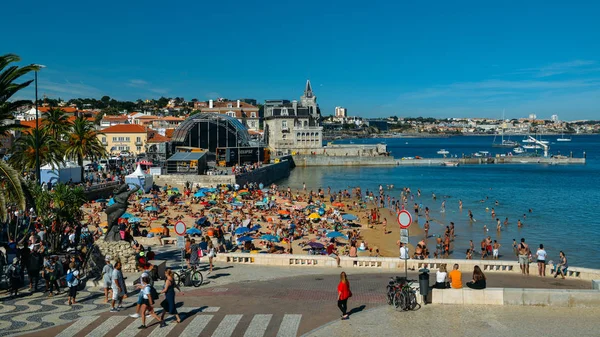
437, 149, 450, 155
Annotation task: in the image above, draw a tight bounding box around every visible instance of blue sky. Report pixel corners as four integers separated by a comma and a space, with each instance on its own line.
3, 0, 600, 120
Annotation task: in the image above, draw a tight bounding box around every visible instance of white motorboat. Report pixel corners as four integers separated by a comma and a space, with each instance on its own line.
557, 132, 572, 142
473, 152, 483, 157
479, 151, 489, 155
437, 149, 450, 155
522, 137, 535, 143
441, 161, 460, 167
513, 147, 525, 154
523, 144, 543, 150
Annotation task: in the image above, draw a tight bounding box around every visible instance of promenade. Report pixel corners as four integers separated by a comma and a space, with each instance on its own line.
2, 246, 594, 337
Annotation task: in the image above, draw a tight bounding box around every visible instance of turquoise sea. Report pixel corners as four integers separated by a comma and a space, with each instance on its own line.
279, 135, 600, 268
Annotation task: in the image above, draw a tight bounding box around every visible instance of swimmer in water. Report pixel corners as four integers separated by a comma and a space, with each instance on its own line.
496, 218, 501, 231
459, 199, 463, 210
504, 217, 509, 226
518, 219, 523, 228
495, 200, 499, 206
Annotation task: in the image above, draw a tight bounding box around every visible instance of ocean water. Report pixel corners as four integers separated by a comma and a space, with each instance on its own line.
279, 135, 600, 268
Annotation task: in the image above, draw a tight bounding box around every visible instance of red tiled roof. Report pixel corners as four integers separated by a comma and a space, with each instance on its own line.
147, 129, 170, 143
165, 129, 175, 138
103, 115, 129, 120
38, 107, 78, 113
101, 124, 147, 133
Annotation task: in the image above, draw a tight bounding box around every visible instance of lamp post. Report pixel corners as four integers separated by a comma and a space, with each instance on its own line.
33, 64, 45, 185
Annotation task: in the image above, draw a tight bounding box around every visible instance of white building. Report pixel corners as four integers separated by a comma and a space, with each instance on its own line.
551, 114, 559, 122
335, 106, 347, 118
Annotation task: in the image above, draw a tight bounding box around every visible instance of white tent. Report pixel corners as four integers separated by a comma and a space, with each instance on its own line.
40, 161, 82, 185
125, 164, 153, 192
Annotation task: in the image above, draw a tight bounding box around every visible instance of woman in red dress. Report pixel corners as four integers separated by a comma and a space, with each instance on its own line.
337, 272, 351, 320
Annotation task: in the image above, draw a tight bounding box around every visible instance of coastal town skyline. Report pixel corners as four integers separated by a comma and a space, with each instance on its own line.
5, 1, 600, 119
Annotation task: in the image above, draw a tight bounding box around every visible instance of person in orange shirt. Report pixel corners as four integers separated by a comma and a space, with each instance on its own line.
448, 264, 463, 289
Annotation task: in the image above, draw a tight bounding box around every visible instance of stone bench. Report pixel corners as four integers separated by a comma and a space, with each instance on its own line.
431, 287, 600, 307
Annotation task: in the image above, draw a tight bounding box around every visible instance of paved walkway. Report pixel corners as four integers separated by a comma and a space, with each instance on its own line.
305, 304, 600, 337
1, 259, 591, 337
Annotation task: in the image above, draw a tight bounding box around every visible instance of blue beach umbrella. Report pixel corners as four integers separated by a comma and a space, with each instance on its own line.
129, 217, 142, 223
326, 231, 348, 239
140, 198, 152, 204
194, 191, 205, 198
186, 228, 202, 235
235, 227, 251, 235
95, 198, 107, 203
260, 234, 279, 242
206, 188, 217, 193
250, 224, 262, 232
196, 217, 207, 225
120, 213, 133, 219
237, 236, 254, 243
341, 214, 358, 221
145, 206, 159, 212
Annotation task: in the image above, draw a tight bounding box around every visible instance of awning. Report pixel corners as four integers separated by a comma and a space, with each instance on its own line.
166, 152, 205, 162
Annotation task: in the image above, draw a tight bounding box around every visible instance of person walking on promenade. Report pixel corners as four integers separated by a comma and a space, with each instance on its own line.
7, 258, 22, 298
448, 264, 462, 289
66, 262, 80, 305
207, 241, 215, 274
337, 272, 352, 320
554, 251, 568, 279
139, 276, 163, 329
466, 266, 487, 289
160, 269, 182, 324
518, 238, 530, 275
110, 261, 125, 312
536, 244, 547, 277
102, 257, 113, 303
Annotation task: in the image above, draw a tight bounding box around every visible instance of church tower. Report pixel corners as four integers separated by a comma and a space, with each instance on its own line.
300, 79, 319, 119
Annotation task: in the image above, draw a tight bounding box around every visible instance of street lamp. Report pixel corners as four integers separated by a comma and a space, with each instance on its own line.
33, 64, 46, 185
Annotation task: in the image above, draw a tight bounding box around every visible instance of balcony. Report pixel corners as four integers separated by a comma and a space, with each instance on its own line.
135, 141, 143, 146
101, 141, 108, 146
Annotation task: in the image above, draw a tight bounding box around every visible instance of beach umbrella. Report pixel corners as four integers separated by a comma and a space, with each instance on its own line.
326, 231, 348, 239
209, 207, 224, 213
140, 198, 152, 204
308, 213, 320, 220
194, 191, 206, 198
129, 217, 142, 223
120, 213, 134, 219
208, 200, 217, 205
238, 189, 249, 193
237, 236, 254, 243
196, 217, 207, 225
307, 242, 325, 249
231, 202, 243, 207
206, 188, 217, 193
107, 198, 115, 206
332, 202, 345, 208
95, 198, 107, 203
171, 187, 179, 192
149, 227, 163, 234
186, 228, 202, 235
278, 210, 290, 216
235, 227, 250, 235
318, 208, 325, 216
145, 206, 159, 212
260, 234, 279, 242
341, 214, 358, 221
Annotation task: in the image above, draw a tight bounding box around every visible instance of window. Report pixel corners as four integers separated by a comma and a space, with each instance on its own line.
227, 103, 233, 108
251, 112, 257, 118
136, 137, 141, 143
102, 137, 106, 143
281, 108, 288, 116
137, 146, 142, 152
282, 120, 288, 129
226, 111, 236, 118
112, 137, 117, 142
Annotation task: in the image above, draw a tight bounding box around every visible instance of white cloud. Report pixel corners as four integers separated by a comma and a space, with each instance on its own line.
127, 79, 148, 87
38, 80, 103, 97
518, 60, 597, 77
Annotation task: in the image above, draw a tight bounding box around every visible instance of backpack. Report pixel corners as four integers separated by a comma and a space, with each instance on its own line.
149, 285, 159, 301
66, 269, 75, 283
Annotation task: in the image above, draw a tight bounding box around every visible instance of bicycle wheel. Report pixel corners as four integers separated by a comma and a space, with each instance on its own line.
191, 271, 204, 287
386, 286, 393, 305
173, 272, 182, 287
393, 291, 406, 310
407, 291, 418, 310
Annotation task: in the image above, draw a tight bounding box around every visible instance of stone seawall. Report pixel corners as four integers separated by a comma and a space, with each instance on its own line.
294, 155, 396, 167
154, 174, 235, 189
236, 158, 292, 186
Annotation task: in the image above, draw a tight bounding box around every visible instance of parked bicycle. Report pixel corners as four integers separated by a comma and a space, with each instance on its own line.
173, 264, 204, 288
386, 276, 420, 311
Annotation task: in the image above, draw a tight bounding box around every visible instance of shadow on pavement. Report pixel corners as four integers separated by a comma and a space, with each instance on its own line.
348, 305, 366, 316
207, 273, 230, 279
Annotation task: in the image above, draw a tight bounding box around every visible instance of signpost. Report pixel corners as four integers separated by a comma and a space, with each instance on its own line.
398, 210, 413, 279
175, 221, 187, 270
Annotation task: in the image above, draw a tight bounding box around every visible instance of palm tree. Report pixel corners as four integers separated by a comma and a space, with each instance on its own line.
65, 116, 106, 179
9, 128, 63, 171
0, 54, 39, 221
43, 107, 71, 141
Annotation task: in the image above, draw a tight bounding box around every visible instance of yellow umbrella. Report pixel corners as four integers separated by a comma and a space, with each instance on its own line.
308, 213, 320, 219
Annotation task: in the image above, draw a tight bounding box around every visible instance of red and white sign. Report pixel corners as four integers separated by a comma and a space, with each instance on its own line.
174, 221, 187, 236
397, 210, 413, 229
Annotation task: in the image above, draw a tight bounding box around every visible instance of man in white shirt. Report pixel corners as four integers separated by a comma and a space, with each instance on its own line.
399, 242, 409, 260
110, 262, 125, 312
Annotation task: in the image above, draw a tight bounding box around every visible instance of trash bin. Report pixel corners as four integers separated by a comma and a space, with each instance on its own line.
418, 268, 430, 305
